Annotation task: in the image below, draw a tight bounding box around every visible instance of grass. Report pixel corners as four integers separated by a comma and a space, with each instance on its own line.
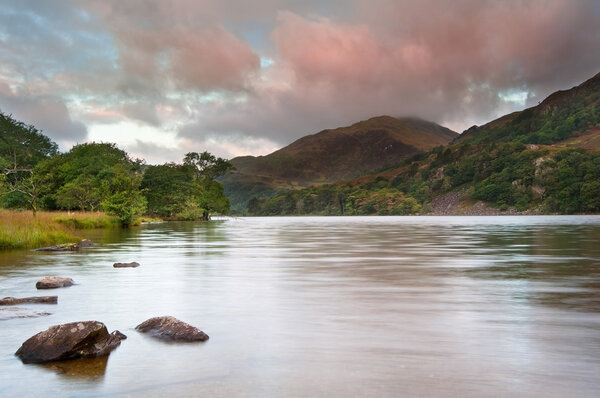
54, 211, 120, 229
0, 210, 118, 250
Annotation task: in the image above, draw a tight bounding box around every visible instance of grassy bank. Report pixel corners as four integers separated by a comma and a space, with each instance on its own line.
0, 210, 118, 250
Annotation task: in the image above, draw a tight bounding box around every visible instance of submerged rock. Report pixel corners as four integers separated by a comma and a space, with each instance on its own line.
35, 276, 74, 289
113, 261, 140, 268
135, 316, 209, 342
0, 296, 58, 305
0, 307, 51, 320
15, 321, 126, 363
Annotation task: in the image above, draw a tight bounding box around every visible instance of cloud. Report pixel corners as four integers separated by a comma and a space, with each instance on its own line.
0, 82, 87, 148
83, 0, 261, 95
1, 0, 600, 161
121, 102, 161, 127
178, 0, 600, 149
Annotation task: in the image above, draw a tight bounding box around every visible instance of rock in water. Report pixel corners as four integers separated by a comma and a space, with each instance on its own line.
77, 239, 94, 248
15, 321, 126, 363
35, 243, 78, 252
135, 316, 209, 342
113, 262, 140, 268
36, 276, 74, 289
35, 239, 94, 252
0, 296, 58, 305
0, 307, 51, 320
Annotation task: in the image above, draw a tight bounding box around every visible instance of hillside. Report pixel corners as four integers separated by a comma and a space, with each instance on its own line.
248, 71, 600, 216
221, 116, 458, 210
458, 71, 600, 145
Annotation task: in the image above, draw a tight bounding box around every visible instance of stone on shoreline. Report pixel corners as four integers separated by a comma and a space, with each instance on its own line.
113, 261, 140, 268
15, 321, 126, 363
0, 296, 58, 305
135, 316, 209, 342
35, 239, 94, 252
36, 276, 74, 289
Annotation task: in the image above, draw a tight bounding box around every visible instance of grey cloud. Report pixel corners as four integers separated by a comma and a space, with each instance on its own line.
0, 85, 88, 146
121, 102, 161, 127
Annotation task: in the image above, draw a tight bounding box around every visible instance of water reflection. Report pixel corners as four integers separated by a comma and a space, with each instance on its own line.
0, 216, 599, 397
40, 356, 108, 379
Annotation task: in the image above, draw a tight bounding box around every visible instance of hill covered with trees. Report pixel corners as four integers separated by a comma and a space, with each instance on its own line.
0, 112, 232, 225
247, 72, 600, 216
220, 116, 457, 211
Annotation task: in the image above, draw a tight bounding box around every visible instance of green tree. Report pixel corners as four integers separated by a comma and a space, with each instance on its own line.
0, 111, 58, 213
100, 164, 147, 226
35, 142, 141, 212
140, 163, 196, 218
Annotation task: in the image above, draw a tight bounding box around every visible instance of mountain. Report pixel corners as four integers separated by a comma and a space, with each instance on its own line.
457, 71, 600, 146
247, 71, 600, 216
221, 116, 458, 211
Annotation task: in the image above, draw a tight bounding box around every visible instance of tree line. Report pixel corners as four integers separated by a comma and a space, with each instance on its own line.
0, 111, 233, 225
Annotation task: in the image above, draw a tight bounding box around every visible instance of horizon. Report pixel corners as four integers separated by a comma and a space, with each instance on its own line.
1, 1, 600, 164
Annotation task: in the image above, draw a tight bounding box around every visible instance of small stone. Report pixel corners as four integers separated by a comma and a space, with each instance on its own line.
35, 276, 74, 290
135, 316, 209, 342
113, 262, 140, 268
0, 296, 58, 305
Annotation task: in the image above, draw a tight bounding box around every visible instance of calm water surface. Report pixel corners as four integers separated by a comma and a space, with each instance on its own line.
1, 216, 599, 397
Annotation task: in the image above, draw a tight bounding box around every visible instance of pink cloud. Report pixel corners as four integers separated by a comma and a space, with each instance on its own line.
179, 0, 600, 151
84, 0, 261, 94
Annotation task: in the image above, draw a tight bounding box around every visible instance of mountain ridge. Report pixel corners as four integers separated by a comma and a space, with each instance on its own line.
221, 116, 458, 210
246, 71, 600, 216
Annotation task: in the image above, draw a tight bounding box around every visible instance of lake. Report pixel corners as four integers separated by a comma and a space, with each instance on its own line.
1, 216, 600, 397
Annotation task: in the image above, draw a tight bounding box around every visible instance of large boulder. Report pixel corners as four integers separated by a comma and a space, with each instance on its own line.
36, 276, 74, 289
15, 321, 126, 363
0, 296, 58, 305
135, 316, 209, 342
113, 261, 140, 268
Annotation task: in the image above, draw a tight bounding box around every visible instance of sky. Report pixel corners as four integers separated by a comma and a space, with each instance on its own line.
1, 0, 599, 164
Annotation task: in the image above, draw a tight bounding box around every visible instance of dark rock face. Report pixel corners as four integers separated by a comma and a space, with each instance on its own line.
15, 321, 126, 363
36, 276, 74, 289
0, 296, 58, 305
135, 316, 209, 342
113, 262, 140, 268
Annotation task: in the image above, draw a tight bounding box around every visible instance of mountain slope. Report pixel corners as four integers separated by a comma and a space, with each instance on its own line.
221, 116, 458, 210
247, 71, 600, 216
458, 71, 600, 145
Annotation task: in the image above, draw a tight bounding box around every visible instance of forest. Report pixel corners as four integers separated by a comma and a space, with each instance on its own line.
0, 111, 232, 226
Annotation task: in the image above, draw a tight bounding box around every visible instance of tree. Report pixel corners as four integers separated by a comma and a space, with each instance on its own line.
100, 164, 147, 226
140, 163, 196, 218
183, 151, 234, 180
141, 152, 233, 220
0, 111, 58, 213
55, 177, 101, 211
197, 180, 230, 220
36, 142, 141, 212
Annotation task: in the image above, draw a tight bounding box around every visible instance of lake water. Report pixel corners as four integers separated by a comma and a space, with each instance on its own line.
1, 216, 600, 397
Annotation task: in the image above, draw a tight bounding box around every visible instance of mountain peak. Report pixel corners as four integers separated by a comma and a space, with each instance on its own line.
221, 116, 457, 210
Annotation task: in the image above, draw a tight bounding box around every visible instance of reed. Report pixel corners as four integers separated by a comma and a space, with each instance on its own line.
0, 210, 118, 250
